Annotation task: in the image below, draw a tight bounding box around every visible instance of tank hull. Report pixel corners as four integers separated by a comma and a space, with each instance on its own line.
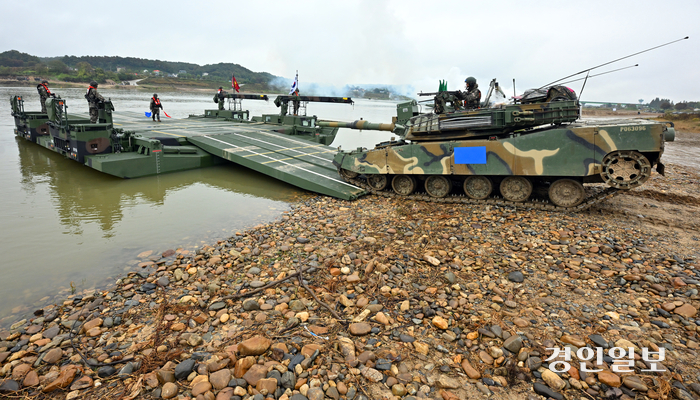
334, 119, 673, 208
337, 120, 664, 177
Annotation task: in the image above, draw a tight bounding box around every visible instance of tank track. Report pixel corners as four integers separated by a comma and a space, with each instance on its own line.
340, 173, 623, 212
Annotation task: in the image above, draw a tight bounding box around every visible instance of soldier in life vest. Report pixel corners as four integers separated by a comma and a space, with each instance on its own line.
37, 80, 55, 113
292, 88, 300, 115
214, 86, 227, 110
150, 93, 163, 122
85, 81, 105, 123
463, 77, 481, 109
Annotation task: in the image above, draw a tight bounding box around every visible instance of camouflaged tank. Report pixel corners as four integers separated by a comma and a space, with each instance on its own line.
333, 86, 676, 210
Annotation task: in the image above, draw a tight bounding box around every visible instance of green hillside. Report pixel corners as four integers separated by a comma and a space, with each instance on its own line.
0, 50, 41, 67
0, 50, 279, 88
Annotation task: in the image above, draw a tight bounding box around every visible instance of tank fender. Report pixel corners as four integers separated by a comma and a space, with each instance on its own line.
662, 122, 675, 142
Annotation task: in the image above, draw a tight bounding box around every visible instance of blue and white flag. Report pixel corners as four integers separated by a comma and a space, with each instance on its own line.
289, 72, 298, 95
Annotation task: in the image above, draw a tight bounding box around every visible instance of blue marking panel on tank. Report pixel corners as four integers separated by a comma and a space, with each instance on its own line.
454, 146, 487, 164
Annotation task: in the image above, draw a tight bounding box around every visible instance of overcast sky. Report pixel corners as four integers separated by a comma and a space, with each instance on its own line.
2, 0, 697, 103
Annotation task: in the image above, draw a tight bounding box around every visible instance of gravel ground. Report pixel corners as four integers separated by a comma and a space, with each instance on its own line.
1, 160, 699, 400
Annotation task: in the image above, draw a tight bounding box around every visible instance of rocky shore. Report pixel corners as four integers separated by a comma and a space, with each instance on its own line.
1, 164, 699, 400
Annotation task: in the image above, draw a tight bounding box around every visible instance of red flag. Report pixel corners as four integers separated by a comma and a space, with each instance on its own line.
232, 74, 240, 93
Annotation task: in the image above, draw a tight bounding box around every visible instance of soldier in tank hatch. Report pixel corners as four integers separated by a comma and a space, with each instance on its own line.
85, 81, 105, 123
150, 94, 163, 122
37, 80, 55, 113
215, 87, 227, 110
463, 77, 481, 109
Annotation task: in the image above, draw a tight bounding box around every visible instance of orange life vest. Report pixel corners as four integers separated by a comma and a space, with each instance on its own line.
41, 83, 51, 95
152, 97, 161, 106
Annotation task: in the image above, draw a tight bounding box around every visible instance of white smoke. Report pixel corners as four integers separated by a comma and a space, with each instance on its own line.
267, 76, 416, 100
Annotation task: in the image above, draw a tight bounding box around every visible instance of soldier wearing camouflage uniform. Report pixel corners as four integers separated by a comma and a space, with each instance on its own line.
37, 80, 55, 113
85, 81, 104, 123
463, 77, 481, 109
215, 87, 227, 110
434, 91, 463, 114
292, 88, 300, 115
150, 93, 162, 122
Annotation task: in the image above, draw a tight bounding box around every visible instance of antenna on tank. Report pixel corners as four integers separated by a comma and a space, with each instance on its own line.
579, 71, 591, 100
513, 79, 516, 99
559, 64, 639, 86
537, 36, 689, 90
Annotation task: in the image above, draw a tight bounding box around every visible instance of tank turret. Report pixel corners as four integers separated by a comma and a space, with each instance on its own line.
407, 84, 580, 142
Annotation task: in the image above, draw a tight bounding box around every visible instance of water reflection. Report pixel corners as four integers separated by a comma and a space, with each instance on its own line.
15, 136, 300, 236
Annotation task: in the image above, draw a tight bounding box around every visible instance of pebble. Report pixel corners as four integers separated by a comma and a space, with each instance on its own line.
503, 334, 523, 353
432, 316, 448, 329
161, 382, 178, 399
349, 323, 371, 336
542, 369, 566, 391
0, 379, 19, 393
43, 348, 63, 364
174, 359, 195, 380
97, 366, 116, 378
508, 271, 524, 283
533, 382, 564, 400
623, 375, 648, 392
238, 335, 271, 356
598, 370, 622, 387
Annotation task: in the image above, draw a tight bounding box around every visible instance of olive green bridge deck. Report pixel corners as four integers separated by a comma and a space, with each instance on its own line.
113, 111, 366, 200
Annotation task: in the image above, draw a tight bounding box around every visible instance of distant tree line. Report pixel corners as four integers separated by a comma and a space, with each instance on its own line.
0, 50, 278, 85
648, 97, 700, 111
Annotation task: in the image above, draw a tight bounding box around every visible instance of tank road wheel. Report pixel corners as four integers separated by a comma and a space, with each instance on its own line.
339, 168, 358, 180
367, 174, 389, 191
548, 179, 585, 208
463, 176, 493, 200
499, 176, 533, 202
392, 175, 417, 196
600, 151, 652, 189
425, 176, 452, 198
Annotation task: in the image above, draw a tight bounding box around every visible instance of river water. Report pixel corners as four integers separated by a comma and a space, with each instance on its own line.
0, 86, 399, 326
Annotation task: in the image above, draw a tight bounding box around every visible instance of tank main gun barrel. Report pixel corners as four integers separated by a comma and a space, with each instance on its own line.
318, 119, 395, 132
224, 94, 269, 101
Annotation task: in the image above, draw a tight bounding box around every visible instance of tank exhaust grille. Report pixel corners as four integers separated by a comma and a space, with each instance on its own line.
440, 115, 492, 131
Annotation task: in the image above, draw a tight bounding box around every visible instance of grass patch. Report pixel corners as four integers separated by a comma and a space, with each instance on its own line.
653, 112, 700, 134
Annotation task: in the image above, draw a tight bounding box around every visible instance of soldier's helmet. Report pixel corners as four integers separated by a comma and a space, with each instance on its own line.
153, 93, 158, 98
41, 80, 48, 84
465, 77, 477, 86
219, 87, 223, 90
90, 81, 98, 87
